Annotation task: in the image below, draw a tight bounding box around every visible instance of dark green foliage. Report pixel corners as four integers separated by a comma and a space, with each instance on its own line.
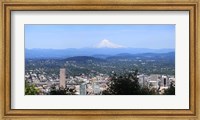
49, 85, 66, 95
163, 82, 175, 95
49, 85, 76, 95
103, 70, 156, 95
140, 86, 157, 95
25, 81, 40, 95
64, 56, 105, 63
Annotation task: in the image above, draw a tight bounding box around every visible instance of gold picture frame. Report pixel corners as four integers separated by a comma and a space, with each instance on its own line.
0, 0, 199, 120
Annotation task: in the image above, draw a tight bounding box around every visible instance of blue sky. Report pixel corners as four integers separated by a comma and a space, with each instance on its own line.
25, 24, 175, 49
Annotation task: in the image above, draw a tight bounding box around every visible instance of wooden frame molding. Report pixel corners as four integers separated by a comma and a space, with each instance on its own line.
0, 0, 199, 120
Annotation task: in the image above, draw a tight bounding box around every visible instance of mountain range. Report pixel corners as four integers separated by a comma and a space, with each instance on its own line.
25, 48, 175, 59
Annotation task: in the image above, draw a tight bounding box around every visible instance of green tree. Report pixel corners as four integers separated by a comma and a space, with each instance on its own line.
140, 86, 157, 95
49, 85, 76, 95
25, 81, 40, 95
103, 70, 150, 95
103, 70, 157, 95
163, 81, 175, 95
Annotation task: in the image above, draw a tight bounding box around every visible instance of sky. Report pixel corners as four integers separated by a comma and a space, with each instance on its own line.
25, 24, 175, 49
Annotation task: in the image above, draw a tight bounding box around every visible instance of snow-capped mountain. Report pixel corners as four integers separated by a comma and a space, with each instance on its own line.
95, 39, 125, 48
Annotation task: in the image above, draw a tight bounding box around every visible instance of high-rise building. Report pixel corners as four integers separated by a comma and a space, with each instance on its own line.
161, 75, 169, 87
59, 68, 66, 88
80, 83, 86, 95
93, 82, 101, 95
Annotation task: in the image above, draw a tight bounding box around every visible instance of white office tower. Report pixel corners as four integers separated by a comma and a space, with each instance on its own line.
93, 82, 101, 95
59, 68, 66, 89
80, 83, 86, 95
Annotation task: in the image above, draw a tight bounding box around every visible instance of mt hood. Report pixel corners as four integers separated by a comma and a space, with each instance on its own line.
95, 39, 125, 48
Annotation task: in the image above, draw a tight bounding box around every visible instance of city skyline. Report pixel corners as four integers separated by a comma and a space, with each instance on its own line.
25, 24, 175, 95
25, 24, 175, 49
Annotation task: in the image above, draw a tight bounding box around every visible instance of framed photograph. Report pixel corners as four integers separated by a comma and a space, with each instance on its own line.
0, 0, 199, 119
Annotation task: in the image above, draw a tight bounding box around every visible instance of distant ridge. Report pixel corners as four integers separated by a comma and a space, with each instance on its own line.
107, 52, 175, 60
63, 56, 105, 62
25, 48, 175, 59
